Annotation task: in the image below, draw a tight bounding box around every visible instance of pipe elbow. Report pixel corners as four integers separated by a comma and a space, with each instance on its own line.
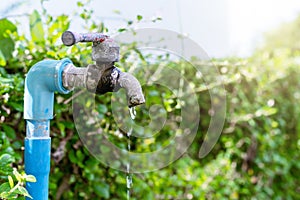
24, 58, 72, 120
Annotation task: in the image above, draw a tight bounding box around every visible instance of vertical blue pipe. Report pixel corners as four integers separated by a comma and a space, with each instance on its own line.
25, 120, 50, 200
24, 58, 72, 200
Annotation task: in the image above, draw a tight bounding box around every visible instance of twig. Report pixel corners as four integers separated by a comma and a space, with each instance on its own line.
63, 90, 85, 105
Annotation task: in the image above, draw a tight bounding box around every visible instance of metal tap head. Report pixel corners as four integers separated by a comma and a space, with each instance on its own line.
62, 31, 109, 46
62, 31, 119, 63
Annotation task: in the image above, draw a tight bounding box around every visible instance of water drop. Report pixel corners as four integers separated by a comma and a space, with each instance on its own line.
129, 106, 136, 120
126, 107, 135, 200
127, 127, 133, 137
127, 190, 131, 200
126, 163, 130, 173
128, 144, 131, 151
126, 175, 133, 188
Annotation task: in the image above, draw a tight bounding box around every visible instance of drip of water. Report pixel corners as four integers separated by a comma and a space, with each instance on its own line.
126, 174, 133, 200
126, 175, 133, 188
126, 163, 130, 173
126, 137, 133, 200
127, 189, 130, 200
129, 106, 136, 120
126, 107, 136, 200
127, 128, 132, 152
127, 127, 133, 137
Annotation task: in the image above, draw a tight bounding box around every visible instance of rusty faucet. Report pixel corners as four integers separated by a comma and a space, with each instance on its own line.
61, 31, 145, 107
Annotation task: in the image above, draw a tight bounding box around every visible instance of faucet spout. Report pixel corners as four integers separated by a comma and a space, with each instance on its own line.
89, 64, 145, 107
117, 71, 145, 107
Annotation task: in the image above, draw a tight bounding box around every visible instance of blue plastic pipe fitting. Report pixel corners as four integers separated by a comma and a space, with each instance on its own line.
24, 58, 72, 200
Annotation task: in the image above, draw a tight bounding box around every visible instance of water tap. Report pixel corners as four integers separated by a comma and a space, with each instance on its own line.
61, 31, 145, 107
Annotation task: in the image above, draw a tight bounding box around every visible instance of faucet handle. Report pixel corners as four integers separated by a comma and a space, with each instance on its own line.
61, 31, 109, 46
62, 31, 119, 63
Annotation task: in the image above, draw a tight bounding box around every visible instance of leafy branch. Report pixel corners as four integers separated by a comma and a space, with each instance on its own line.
0, 154, 36, 200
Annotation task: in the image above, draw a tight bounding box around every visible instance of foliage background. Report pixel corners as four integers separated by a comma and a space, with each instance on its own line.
0, 1, 300, 199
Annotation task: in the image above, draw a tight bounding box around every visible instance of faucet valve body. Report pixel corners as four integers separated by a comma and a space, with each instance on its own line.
62, 63, 121, 94
86, 64, 120, 94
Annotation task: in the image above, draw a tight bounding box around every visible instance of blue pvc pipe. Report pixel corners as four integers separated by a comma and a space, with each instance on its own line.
24, 59, 71, 119
24, 58, 72, 200
25, 130, 50, 200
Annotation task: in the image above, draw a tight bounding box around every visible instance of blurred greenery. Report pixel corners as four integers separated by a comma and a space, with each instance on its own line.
0, 154, 36, 199
0, 1, 300, 199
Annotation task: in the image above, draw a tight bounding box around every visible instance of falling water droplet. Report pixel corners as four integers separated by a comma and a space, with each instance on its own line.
126, 175, 133, 188
127, 127, 133, 137
126, 163, 130, 174
127, 127, 132, 151
129, 106, 136, 120
127, 189, 131, 200
126, 175, 133, 200
127, 107, 135, 200
128, 144, 131, 151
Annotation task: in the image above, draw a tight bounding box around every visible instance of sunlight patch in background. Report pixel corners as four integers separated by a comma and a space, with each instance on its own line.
1, 0, 300, 57
228, 0, 300, 57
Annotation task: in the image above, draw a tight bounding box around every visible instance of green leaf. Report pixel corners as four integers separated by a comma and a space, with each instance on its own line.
113, 10, 121, 15
48, 15, 70, 44
68, 150, 77, 163
137, 15, 143, 21
57, 122, 65, 137
13, 169, 22, 182
76, 149, 84, 162
24, 175, 36, 183
98, 104, 108, 113
93, 183, 110, 199
0, 19, 17, 61
29, 10, 45, 43
2, 124, 16, 139
156, 17, 162, 21
17, 186, 33, 199
77, 1, 84, 7
8, 175, 14, 188
118, 28, 127, 33
0, 50, 6, 66
0, 77, 13, 83
0, 37, 15, 61
0, 19, 17, 34
14, 197, 25, 200
0, 182, 10, 194
152, 16, 162, 22
0, 154, 14, 168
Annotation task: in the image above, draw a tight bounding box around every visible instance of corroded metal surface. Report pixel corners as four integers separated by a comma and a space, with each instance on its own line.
117, 71, 145, 107
62, 31, 108, 46
62, 63, 87, 90
92, 39, 119, 62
